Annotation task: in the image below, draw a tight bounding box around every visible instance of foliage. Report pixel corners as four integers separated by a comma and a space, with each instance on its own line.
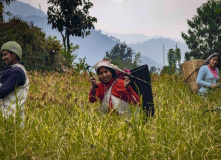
0, 71, 221, 159
0, 0, 15, 22
174, 45, 181, 66
166, 44, 181, 74
60, 42, 79, 66
73, 57, 89, 73
104, 43, 141, 69
181, 0, 221, 61
167, 45, 181, 68
47, 0, 97, 58
167, 49, 177, 68
215, 3, 221, 13
131, 51, 141, 69
0, 18, 72, 71
150, 66, 156, 74
160, 65, 175, 75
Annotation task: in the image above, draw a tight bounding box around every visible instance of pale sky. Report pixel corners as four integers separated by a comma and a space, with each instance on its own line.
18, 0, 207, 40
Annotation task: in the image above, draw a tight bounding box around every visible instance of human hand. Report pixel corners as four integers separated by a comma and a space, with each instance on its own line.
211, 84, 218, 89
90, 78, 98, 89
124, 76, 130, 89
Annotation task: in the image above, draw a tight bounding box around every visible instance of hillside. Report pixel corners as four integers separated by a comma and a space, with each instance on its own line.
3, 1, 189, 69
130, 38, 189, 66
101, 31, 164, 44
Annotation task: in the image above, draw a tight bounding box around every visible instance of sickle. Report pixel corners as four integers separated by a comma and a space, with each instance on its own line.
86, 65, 95, 80
87, 65, 98, 88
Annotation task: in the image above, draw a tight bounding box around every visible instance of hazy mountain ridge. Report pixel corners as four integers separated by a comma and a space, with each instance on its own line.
130, 38, 189, 66
3, 1, 189, 68
101, 31, 164, 44
5, 1, 46, 18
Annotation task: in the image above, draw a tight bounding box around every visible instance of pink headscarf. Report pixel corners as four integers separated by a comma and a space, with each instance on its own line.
94, 60, 131, 78
94, 60, 111, 73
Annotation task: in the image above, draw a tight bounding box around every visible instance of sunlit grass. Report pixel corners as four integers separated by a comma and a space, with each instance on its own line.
0, 71, 220, 159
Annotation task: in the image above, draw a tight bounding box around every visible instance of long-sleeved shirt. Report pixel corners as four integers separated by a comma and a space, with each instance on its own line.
196, 65, 219, 93
0, 65, 26, 99
89, 78, 140, 111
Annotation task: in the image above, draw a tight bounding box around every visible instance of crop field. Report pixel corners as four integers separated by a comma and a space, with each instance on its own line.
0, 71, 221, 159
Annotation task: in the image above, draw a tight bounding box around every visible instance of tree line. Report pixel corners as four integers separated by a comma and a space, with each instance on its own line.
1, 0, 221, 71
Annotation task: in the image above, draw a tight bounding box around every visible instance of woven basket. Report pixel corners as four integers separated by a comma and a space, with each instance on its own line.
181, 59, 205, 93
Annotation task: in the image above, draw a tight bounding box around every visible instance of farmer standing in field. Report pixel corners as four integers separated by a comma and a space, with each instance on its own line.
89, 60, 140, 120
0, 41, 29, 121
197, 53, 220, 97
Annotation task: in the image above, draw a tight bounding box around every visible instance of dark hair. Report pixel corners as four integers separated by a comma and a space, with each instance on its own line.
97, 67, 116, 78
209, 53, 220, 61
1, 49, 20, 60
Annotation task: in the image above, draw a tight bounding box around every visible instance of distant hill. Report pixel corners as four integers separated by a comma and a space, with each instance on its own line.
3, 1, 188, 69
4, 1, 46, 18
101, 31, 164, 44
130, 38, 189, 66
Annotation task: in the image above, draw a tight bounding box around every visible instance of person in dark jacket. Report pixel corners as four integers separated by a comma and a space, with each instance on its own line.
0, 41, 29, 120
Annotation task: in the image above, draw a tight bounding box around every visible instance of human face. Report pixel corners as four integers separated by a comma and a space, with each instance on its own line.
98, 67, 113, 84
208, 56, 219, 69
1, 50, 17, 66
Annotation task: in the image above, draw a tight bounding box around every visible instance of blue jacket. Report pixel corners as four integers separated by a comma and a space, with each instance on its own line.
0, 65, 26, 98
196, 65, 219, 93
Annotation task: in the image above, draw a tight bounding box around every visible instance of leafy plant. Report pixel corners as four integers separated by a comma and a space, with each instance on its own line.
73, 57, 89, 73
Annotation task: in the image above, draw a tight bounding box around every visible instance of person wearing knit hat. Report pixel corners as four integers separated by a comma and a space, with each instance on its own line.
0, 41, 29, 124
197, 52, 221, 97
89, 60, 140, 120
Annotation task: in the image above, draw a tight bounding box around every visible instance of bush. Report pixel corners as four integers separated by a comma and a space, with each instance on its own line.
0, 18, 72, 71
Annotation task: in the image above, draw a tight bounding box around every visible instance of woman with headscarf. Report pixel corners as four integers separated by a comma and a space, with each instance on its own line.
89, 60, 140, 118
197, 53, 221, 96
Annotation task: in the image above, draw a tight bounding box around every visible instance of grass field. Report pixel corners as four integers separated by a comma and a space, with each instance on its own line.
0, 71, 220, 159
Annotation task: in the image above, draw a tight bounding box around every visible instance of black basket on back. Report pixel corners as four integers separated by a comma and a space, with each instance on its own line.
130, 65, 154, 117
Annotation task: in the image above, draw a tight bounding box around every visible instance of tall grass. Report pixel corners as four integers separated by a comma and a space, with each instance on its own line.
0, 71, 220, 159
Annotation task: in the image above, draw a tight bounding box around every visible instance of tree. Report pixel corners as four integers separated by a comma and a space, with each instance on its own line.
167, 44, 181, 74
131, 51, 141, 69
47, 0, 97, 63
0, 0, 16, 22
174, 44, 181, 67
215, 3, 221, 13
167, 49, 177, 69
181, 0, 221, 60
104, 43, 141, 69
150, 66, 156, 74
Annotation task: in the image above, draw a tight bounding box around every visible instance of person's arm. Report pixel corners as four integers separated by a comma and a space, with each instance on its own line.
196, 66, 212, 88
124, 76, 140, 104
89, 87, 98, 102
0, 68, 25, 98
115, 79, 140, 105
124, 86, 140, 104
89, 78, 99, 103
